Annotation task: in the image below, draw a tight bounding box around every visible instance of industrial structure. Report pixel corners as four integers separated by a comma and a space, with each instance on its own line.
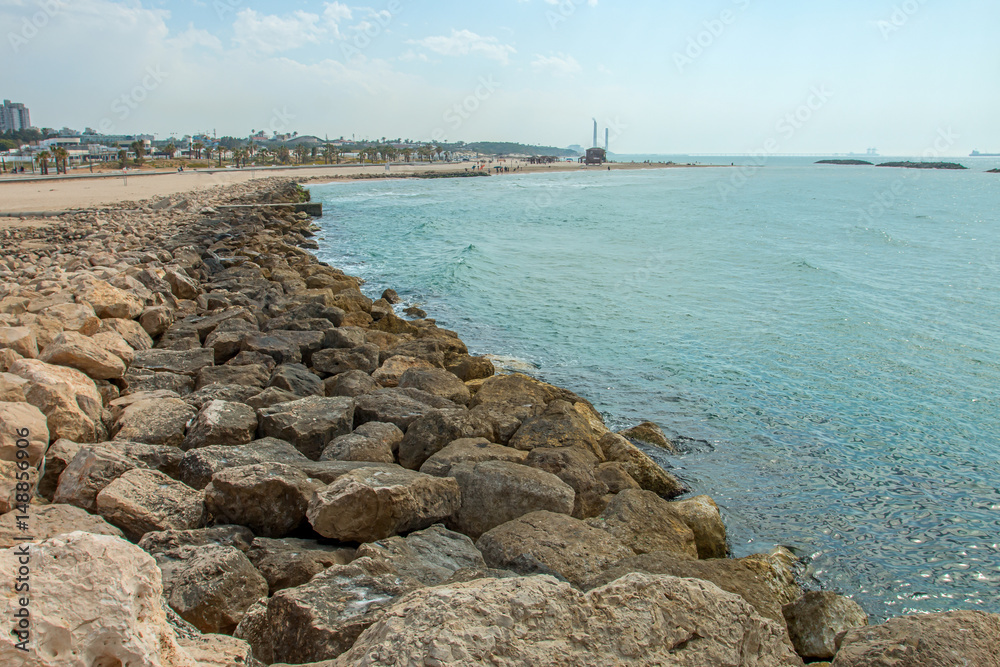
581, 118, 608, 165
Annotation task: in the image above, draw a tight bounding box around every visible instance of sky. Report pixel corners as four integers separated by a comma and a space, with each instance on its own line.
3, 0, 999, 155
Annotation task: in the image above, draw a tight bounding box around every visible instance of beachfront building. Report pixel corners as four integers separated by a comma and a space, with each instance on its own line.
0, 100, 31, 133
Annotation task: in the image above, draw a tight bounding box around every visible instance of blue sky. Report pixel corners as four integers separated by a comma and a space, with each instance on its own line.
3, 0, 998, 154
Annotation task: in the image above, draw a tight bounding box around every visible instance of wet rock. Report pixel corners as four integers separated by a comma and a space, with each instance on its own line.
445, 354, 495, 382
10, 357, 104, 443
0, 326, 38, 358
334, 572, 800, 667
157, 544, 268, 634
0, 503, 124, 548
447, 460, 575, 539
182, 399, 258, 450
475, 510, 634, 587
783, 591, 868, 661
0, 400, 48, 467
205, 462, 319, 537
138, 524, 256, 555
113, 397, 196, 448
312, 343, 380, 376
598, 432, 686, 498
619, 420, 678, 453
39, 330, 126, 380
96, 468, 206, 541
524, 446, 609, 519
370, 355, 434, 387
832, 610, 1000, 667
258, 396, 355, 460
308, 467, 461, 542
664, 494, 728, 559
269, 362, 323, 396
585, 489, 696, 558
178, 437, 309, 490
0, 533, 196, 666
419, 437, 528, 477
356, 524, 485, 586
247, 537, 355, 594
398, 366, 471, 405
196, 362, 270, 389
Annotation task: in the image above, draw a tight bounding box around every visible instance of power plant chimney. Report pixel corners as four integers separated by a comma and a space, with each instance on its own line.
605, 128, 609, 152
592, 118, 598, 148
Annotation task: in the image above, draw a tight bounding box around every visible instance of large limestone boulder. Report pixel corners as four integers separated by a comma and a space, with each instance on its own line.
618, 420, 678, 452
205, 462, 319, 537
0, 503, 124, 548
508, 399, 603, 459
447, 460, 575, 539
524, 446, 608, 519
308, 466, 461, 542
356, 524, 486, 586
178, 437, 309, 490
585, 489, 697, 558
182, 399, 258, 450
832, 610, 1000, 667
156, 544, 269, 634
0, 532, 196, 666
100, 317, 154, 351
353, 388, 456, 431
398, 367, 471, 405
247, 537, 355, 594
10, 358, 104, 443
334, 572, 801, 666
258, 395, 355, 460
78, 279, 145, 319
132, 348, 215, 376
96, 468, 206, 541
113, 397, 196, 448
419, 437, 528, 477
598, 432, 686, 498
664, 494, 728, 559
476, 510, 634, 587
39, 330, 127, 380
783, 591, 868, 661
371, 355, 434, 387
0, 326, 38, 358
0, 400, 49, 467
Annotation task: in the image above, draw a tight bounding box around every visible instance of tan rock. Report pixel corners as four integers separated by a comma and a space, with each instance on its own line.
16, 311, 66, 350
39, 330, 127, 380
586, 489, 697, 558
0, 349, 24, 373
0, 326, 38, 358
141, 305, 175, 337
355, 524, 486, 586
0, 400, 49, 467
371, 355, 434, 387
0, 372, 28, 402
334, 572, 801, 666
0, 503, 124, 548
664, 494, 728, 559
41, 301, 101, 333
783, 591, 868, 661
177, 634, 260, 667
618, 420, 677, 452
509, 399, 604, 459
0, 533, 197, 666
96, 468, 206, 541
9, 358, 104, 443
79, 279, 145, 319
100, 316, 154, 350
113, 397, 196, 448
0, 460, 38, 513
419, 438, 528, 477
90, 330, 136, 365
524, 446, 609, 519
598, 431, 686, 498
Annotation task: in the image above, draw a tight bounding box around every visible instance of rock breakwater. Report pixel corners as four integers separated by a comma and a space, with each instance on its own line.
0, 177, 996, 666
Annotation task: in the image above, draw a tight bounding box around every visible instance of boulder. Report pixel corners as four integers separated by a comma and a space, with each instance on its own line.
419, 437, 528, 477
397, 406, 497, 470
165, 267, 201, 299
0, 400, 49, 467
266, 330, 326, 365
178, 437, 309, 490
138, 524, 256, 556
0, 533, 197, 667
156, 544, 269, 634
324, 326, 367, 349
204, 328, 250, 364
783, 591, 868, 661
321, 432, 395, 464
182, 399, 258, 450
108, 389, 181, 421
585, 489, 697, 558
0, 372, 28, 402
509, 399, 603, 459
353, 388, 456, 431
0, 326, 38, 358
0, 503, 123, 548
470, 372, 582, 409
476, 510, 634, 587
38, 438, 84, 498
664, 494, 728, 559
247, 537, 355, 594
832, 610, 1000, 667
258, 396, 355, 460
598, 432, 686, 498
0, 460, 38, 513
445, 354, 495, 382
183, 382, 260, 410
79, 279, 145, 319
619, 421, 678, 452
447, 460, 575, 539
398, 366, 471, 405
269, 362, 324, 396
123, 367, 195, 396
100, 317, 155, 351
312, 343, 379, 376
53, 443, 165, 511
141, 306, 175, 337
132, 348, 215, 376
41, 301, 101, 334
205, 462, 320, 537
96, 468, 206, 541
241, 333, 303, 365
196, 363, 270, 389
370, 355, 434, 387
356, 524, 485, 586
308, 467, 461, 542
39, 330, 126, 380
334, 572, 800, 667
524, 446, 609, 519
177, 633, 261, 667
228, 350, 278, 370
113, 397, 196, 448
261, 557, 420, 665
10, 358, 104, 443
90, 329, 137, 365
246, 386, 300, 410
324, 369, 377, 397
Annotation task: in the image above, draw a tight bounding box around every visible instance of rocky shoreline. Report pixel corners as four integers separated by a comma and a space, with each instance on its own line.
1, 177, 997, 666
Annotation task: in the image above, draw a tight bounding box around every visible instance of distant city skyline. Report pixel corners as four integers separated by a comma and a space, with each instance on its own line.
3, 0, 998, 156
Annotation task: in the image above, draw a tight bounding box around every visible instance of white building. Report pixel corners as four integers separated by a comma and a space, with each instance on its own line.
0, 100, 31, 133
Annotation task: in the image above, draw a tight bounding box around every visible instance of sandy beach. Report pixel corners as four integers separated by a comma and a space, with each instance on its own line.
0, 160, 687, 219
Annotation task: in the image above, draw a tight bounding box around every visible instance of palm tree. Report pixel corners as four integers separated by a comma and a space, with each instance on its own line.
37, 150, 51, 175
117, 148, 128, 169
402, 148, 414, 163
53, 147, 69, 173
130, 141, 145, 166
192, 141, 204, 160
164, 143, 177, 159
277, 146, 291, 164
323, 143, 334, 165
294, 145, 308, 164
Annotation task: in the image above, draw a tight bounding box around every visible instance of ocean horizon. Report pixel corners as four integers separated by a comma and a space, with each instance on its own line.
309, 159, 999, 621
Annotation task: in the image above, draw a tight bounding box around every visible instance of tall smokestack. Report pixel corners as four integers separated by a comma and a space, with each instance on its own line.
593, 118, 598, 148
605, 128, 609, 152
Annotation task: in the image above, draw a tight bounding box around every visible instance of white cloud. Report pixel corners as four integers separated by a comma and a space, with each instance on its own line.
232, 9, 325, 54
168, 26, 223, 52
532, 53, 582, 76
410, 29, 516, 65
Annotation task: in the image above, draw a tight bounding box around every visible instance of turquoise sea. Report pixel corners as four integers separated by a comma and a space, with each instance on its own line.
309, 156, 1000, 620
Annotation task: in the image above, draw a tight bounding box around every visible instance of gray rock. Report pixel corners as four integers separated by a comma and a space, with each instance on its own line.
246, 537, 355, 594
246, 386, 300, 410
138, 524, 256, 555
132, 348, 215, 376
311, 343, 379, 376
257, 396, 355, 461
122, 367, 194, 395
178, 437, 309, 490
524, 446, 609, 519
182, 383, 260, 410
112, 397, 196, 448
182, 399, 258, 450
782, 591, 868, 661
356, 524, 485, 586
196, 363, 270, 389
205, 462, 320, 537
241, 334, 302, 365
585, 489, 697, 558
324, 369, 377, 398
95, 468, 206, 541
398, 367, 471, 406
419, 438, 528, 477
269, 363, 323, 396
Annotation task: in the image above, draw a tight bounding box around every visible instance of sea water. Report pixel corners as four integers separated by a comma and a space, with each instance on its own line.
309, 157, 1000, 620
